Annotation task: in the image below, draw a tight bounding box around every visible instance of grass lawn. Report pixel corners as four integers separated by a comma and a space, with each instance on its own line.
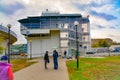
67, 56, 120, 80
11, 58, 37, 72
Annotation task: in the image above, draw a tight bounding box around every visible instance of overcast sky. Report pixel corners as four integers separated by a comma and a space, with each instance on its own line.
0, 0, 120, 44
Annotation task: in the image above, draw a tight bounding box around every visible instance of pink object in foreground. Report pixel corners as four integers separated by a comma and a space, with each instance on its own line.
0, 62, 14, 80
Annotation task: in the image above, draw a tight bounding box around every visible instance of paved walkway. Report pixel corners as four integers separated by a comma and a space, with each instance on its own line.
14, 57, 69, 80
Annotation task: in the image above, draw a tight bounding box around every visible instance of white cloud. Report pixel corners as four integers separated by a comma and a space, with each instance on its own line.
22, 0, 30, 4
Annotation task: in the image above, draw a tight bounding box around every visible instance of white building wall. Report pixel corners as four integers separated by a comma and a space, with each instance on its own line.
60, 32, 68, 38
27, 30, 60, 57
61, 40, 68, 47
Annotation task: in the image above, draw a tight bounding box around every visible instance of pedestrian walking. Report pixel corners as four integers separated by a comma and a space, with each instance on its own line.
0, 62, 14, 80
64, 50, 67, 58
44, 51, 49, 69
53, 50, 59, 70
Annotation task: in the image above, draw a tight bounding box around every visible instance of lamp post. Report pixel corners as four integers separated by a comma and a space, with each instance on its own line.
83, 37, 85, 55
26, 30, 29, 64
29, 40, 32, 59
7, 24, 12, 63
74, 21, 79, 68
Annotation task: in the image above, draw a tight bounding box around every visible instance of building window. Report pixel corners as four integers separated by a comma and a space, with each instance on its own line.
82, 23, 88, 32
64, 23, 68, 29
61, 23, 64, 28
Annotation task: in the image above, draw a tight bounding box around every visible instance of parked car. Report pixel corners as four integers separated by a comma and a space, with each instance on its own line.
86, 51, 96, 54
109, 45, 120, 52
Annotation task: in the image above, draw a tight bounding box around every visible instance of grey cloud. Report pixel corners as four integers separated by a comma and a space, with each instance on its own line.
72, 1, 106, 11
92, 24, 117, 30
90, 10, 117, 21
108, 35, 114, 37
72, 1, 117, 21
109, 26, 116, 29
97, 25, 106, 29
0, 2, 25, 15
108, 34, 120, 37
91, 24, 106, 29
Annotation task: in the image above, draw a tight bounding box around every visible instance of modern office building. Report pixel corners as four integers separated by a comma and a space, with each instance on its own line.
18, 10, 91, 58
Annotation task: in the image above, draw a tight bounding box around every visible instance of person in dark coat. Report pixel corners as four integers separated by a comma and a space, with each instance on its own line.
64, 50, 67, 58
44, 51, 49, 69
53, 50, 59, 70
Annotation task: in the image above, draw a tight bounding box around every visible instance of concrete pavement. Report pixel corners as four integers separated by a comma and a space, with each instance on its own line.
14, 57, 69, 80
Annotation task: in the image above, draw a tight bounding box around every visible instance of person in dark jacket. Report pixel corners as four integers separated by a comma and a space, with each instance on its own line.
64, 50, 67, 58
53, 50, 59, 70
44, 51, 49, 69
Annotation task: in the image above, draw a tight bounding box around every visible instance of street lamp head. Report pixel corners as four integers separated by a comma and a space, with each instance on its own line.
74, 21, 79, 27
7, 24, 12, 29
